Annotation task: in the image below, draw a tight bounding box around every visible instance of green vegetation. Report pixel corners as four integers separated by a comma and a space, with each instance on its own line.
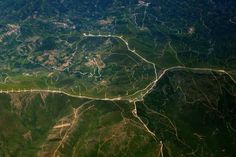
137, 69, 236, 157
0, 93, 158, 157
0, 0, 235, 156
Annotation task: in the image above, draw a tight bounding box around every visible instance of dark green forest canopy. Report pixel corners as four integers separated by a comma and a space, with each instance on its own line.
0, 0, 235, 157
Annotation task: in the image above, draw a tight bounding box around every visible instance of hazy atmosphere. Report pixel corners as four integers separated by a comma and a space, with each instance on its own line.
0, 0, 235, 157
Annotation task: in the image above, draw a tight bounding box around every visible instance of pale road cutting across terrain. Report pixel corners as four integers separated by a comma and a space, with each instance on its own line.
1, 32, 236, 149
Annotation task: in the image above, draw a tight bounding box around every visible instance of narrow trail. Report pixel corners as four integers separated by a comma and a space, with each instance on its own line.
82, 33, 236, 153
2, 33, 235, 102
52, 100, 95, 157
2, 32, 236, 155
83, 33, 159, 101
132, 101, 157, 141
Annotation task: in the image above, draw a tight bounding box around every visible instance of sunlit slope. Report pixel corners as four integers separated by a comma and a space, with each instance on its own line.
0, 93, 159, 157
